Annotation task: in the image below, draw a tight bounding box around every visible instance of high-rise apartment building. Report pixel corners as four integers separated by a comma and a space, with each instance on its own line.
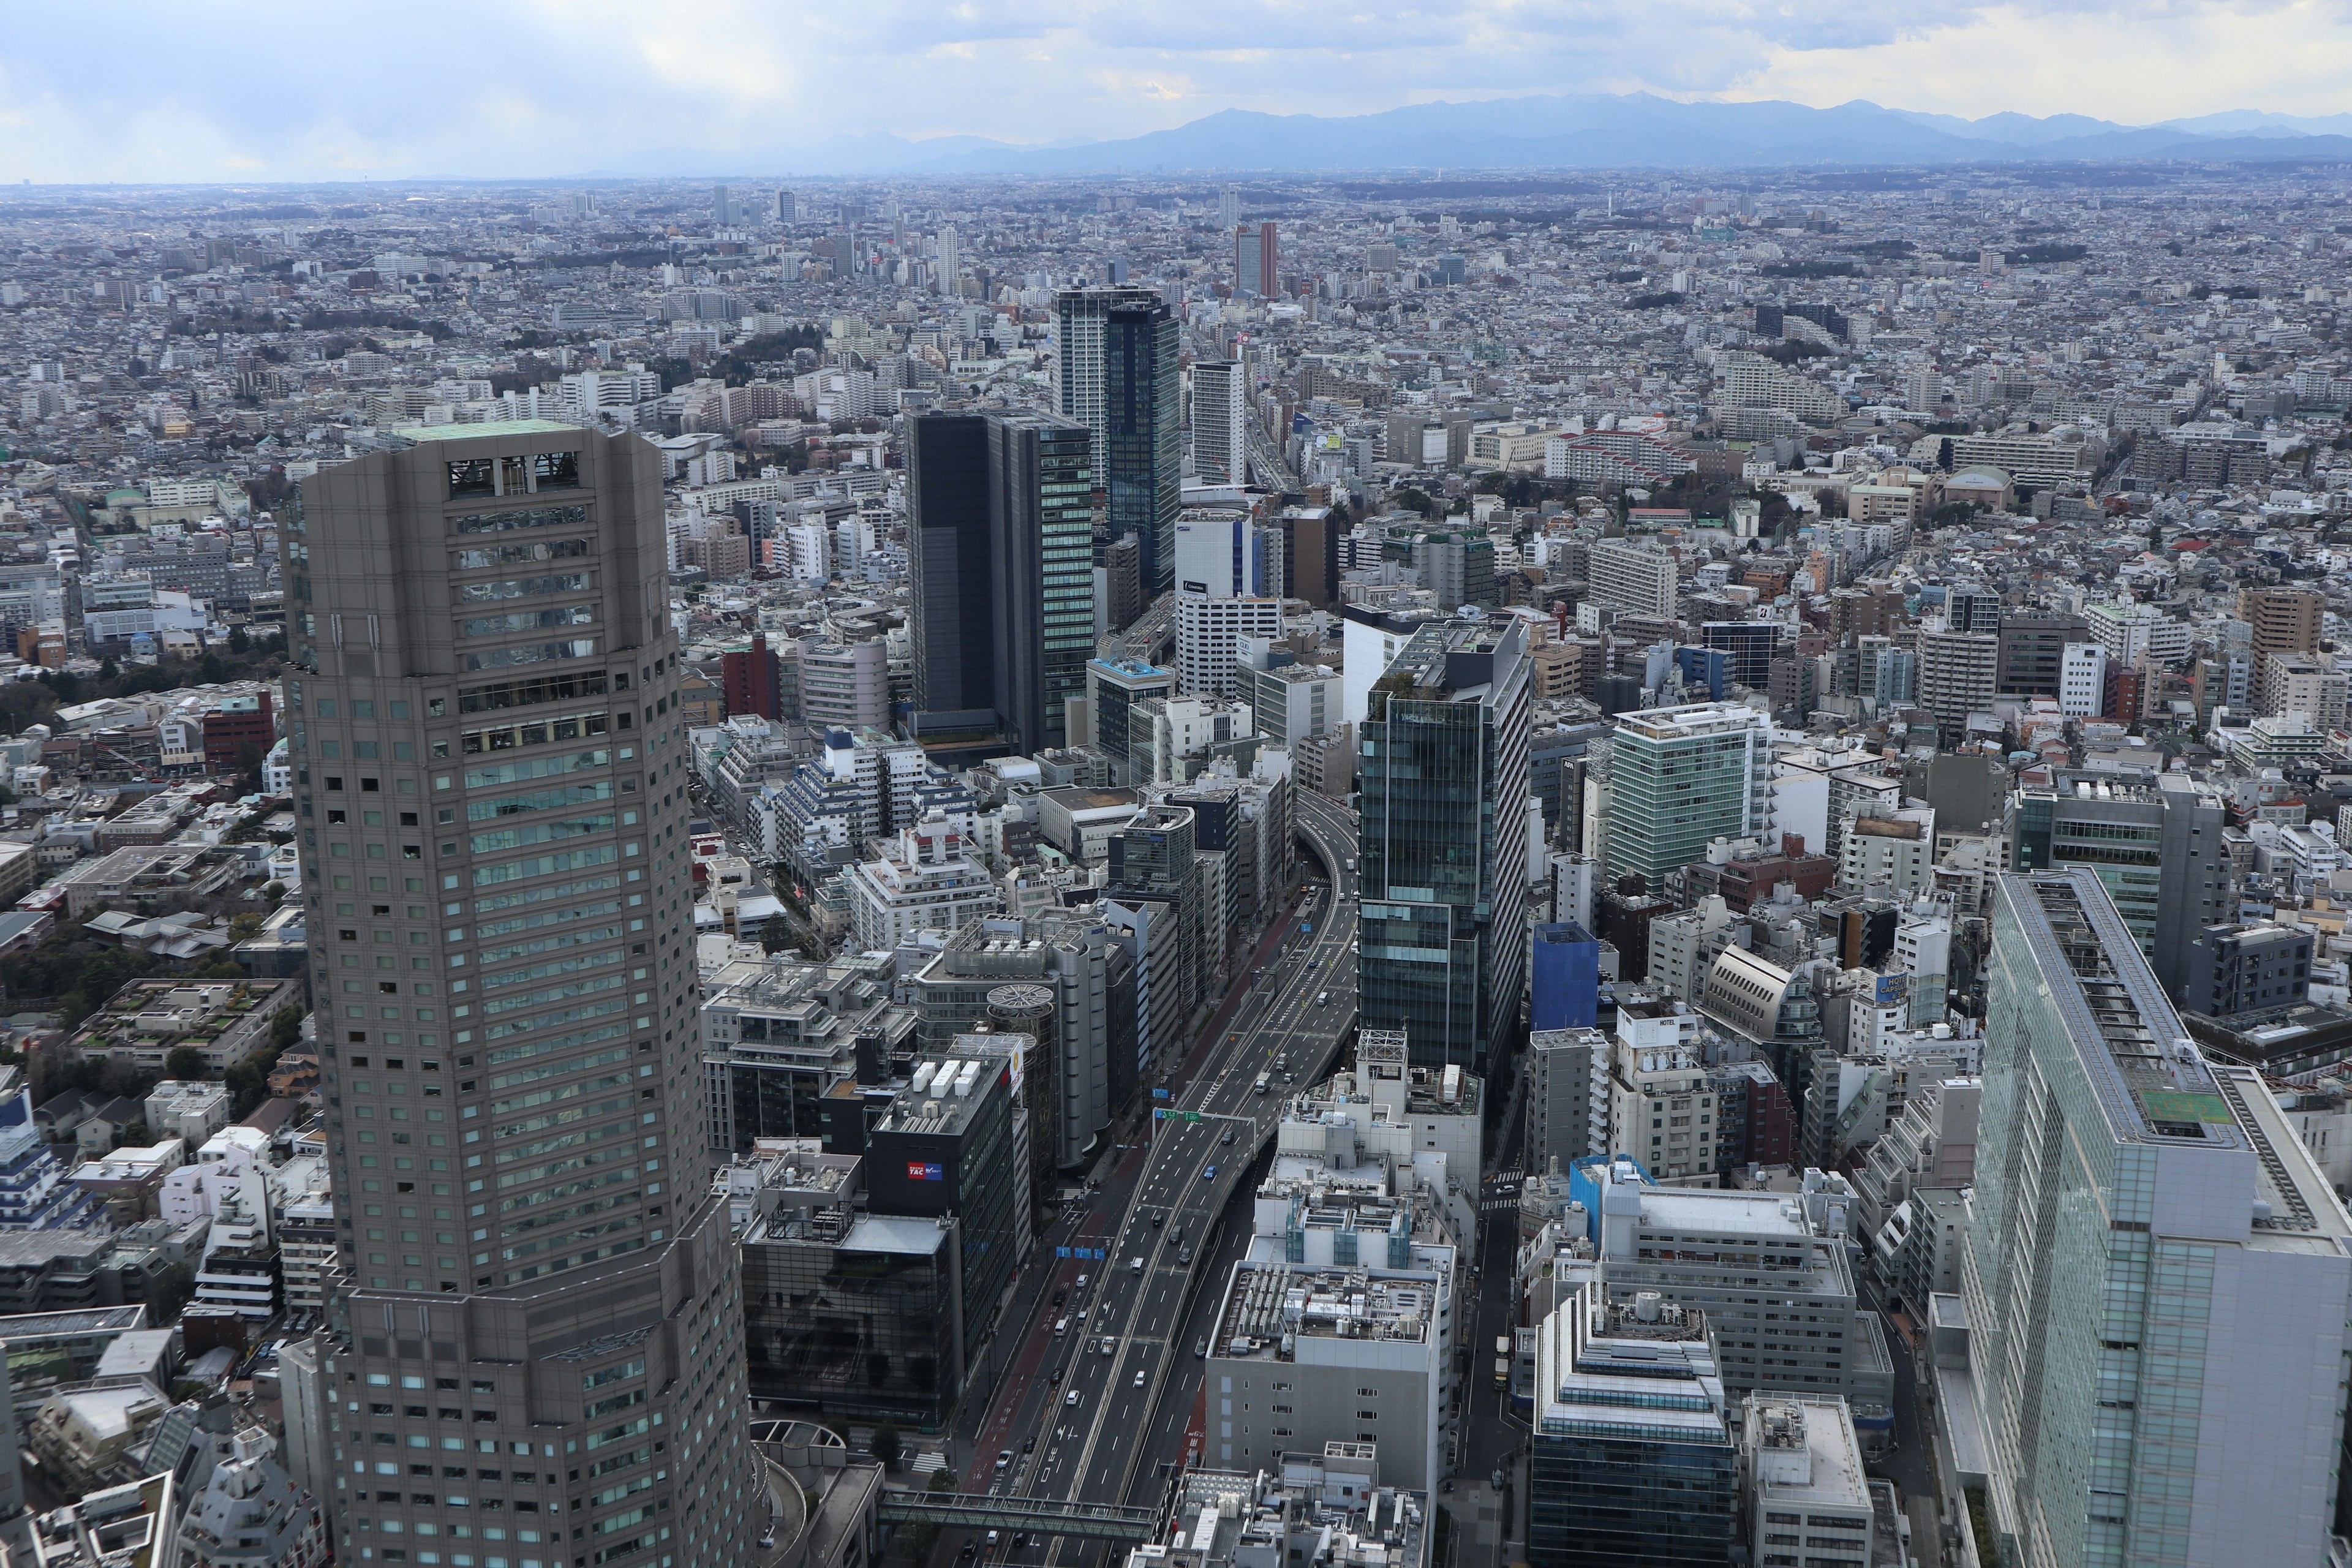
1358, 611, 1532, 1070
1601, 702, 1774, 894
1191, 359, 1247, 484
1965, 869, 2352, 1568
2260, 650, 2349, 728
1917, 624, 1999, 743
908, 410, 1096, 755
284, 421, 760, 1565
934, 224, 960, 296
1218, 184, 1238, 232
1585, 538, 1678, 618
1056, 288, 1178, 592
2238, 584, 2323, 663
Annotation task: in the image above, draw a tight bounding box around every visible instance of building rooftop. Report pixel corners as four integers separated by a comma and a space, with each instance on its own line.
1214, 1262, 1436, 1360
390, 418, 578, 442
2010, 870, 2352, 1249
1747, 1396, 1871, 1515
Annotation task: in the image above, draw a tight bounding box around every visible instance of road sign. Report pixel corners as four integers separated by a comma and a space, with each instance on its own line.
1152, 1088, 1170, 1099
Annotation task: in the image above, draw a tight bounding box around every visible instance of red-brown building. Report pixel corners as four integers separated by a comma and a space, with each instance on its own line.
201, 690, 275, 774
722, 632, 785, 720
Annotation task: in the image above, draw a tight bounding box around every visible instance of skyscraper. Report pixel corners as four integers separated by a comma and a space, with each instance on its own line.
712, 182, 734, 225
1601, 702, 1774, 894
1218, 184, 1239, 232
1358, 611, 1532, 1070
1056, 287, 1178, 594
1965, 869, 2352, 1568
1191, 358, 1246, 485
1235, 223, 1278, 298
285, 421, 760, 1565
1105, 298, 1181, 594
909, 410, 1096, 755
935, 224, 960, 297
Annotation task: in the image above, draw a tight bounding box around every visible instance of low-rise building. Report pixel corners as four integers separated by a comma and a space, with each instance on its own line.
723, 1141, 964, 1429
65, 978, 302, 1076
1124, 1449, 1429, 1568
141, 1081, 231, 1147
1740, 1396, 1875, 1568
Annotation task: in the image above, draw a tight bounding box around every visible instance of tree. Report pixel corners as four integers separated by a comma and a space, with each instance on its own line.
870, 1423, 903, 1469
164, 1046, 208, 1081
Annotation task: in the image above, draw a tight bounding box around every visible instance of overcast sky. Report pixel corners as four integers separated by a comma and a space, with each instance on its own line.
3, 0, 2349, 183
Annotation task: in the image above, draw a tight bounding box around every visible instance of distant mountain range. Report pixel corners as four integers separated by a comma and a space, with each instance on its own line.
700, 95, 2352, 177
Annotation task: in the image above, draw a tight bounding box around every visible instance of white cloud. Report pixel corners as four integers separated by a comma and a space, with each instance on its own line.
0, 0, 2346, 181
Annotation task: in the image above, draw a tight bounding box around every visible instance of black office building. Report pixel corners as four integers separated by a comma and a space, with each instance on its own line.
910, 410, 1096, 756
1104, 300, 1181, 595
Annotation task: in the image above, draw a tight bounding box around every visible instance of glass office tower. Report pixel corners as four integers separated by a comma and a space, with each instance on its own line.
1965, 869, 2352, 1568
909, 410, 1094, 756
1103, 298, 1180, 594
1357, 611, 1531, 1071
1055, 287, 1177, 594
1600, 702, 1774, 894
285, 421, 759, 1567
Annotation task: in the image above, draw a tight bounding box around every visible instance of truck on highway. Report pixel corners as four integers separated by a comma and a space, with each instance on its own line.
1254, 1072, 1270, 1095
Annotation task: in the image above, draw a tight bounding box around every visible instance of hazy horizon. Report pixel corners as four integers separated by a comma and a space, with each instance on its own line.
7, 0, 2352, 184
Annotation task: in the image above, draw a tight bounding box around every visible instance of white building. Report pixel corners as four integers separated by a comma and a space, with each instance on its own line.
1586, 539, 1678, 619
845, 813, 1001, 951
1741, 1397, 1875, 1566
1177, 594, 1284, 698
2057, 641, 2109, 717
1193, 360, 1248, 485
1838, 808, 1935, 896
142, 1080, 230, 1148
2082, 600, 2191, 666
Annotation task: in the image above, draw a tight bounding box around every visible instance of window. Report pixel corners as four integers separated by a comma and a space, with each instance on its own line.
449, 459, 496, 499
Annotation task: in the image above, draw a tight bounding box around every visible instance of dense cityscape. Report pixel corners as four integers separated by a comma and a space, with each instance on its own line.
0, 147, 2345, 1568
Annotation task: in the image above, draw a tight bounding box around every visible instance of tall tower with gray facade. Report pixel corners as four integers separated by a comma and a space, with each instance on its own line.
285, 421, 760, 1566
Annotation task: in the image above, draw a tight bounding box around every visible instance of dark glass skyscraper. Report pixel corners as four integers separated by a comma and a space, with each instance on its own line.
910, 409, 1095, 755
1057, 287, 1178, 596
1358, 611, 1532, 1071
1104, 300, 1180, 594
284, 421, 759, 1567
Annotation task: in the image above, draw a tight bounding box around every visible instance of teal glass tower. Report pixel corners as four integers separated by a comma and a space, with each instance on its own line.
1357, 611, 1531, 1071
